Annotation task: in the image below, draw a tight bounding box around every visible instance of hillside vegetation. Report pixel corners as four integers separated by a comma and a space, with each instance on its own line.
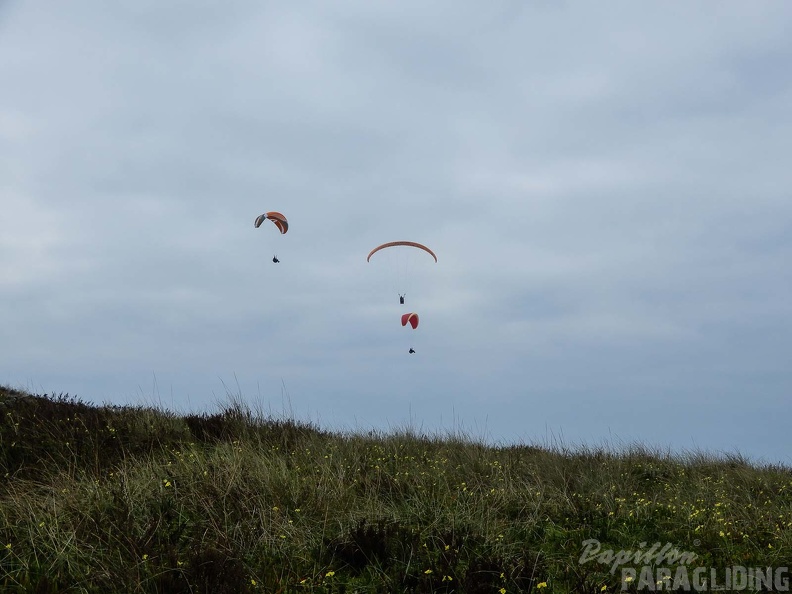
1, 386, 790, 593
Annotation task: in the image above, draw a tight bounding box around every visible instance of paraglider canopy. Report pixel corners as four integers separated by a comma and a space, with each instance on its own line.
367, 241, 437, 263
255, 212, 288, 234
401, 312, 419, 329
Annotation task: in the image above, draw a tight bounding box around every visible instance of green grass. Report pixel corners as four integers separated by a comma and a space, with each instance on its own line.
1, 385, 790, 593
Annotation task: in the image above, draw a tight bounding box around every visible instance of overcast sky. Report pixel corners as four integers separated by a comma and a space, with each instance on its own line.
2, 1, 791, 464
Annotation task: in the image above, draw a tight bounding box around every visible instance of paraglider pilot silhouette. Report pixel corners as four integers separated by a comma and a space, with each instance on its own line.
399, 294, 405, 305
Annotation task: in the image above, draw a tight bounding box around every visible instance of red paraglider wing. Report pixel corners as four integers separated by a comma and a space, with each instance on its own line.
401, 312, 419, 329
254, 211, 289, 234
367, 241, 437, 262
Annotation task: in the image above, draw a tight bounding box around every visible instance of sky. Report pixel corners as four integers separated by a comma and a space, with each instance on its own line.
2, 1, 791, 464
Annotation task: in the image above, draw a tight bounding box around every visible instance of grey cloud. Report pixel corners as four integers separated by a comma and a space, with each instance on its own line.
2, 1, 791, 464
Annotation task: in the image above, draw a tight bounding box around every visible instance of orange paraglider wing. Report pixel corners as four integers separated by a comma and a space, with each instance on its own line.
254, 211, 289, 234
367, 241, 436, 262
401, 312, 419, 329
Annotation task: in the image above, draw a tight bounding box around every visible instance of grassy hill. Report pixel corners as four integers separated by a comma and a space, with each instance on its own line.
1, 386, 790, 593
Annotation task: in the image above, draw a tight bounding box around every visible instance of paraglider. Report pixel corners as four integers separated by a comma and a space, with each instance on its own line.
254, 212, 288, 234
401, 312, 419, 329
367, 241, 436, 304
402, 312, 419, 354
255, 211, 288, 263
366, 241, 437, 263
